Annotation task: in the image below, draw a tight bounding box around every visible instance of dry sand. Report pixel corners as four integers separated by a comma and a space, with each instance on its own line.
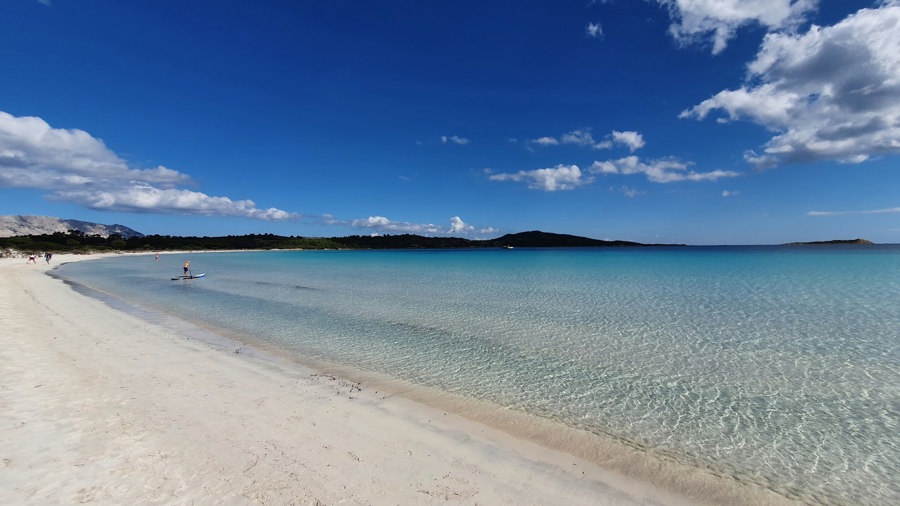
0, 254, 791, 505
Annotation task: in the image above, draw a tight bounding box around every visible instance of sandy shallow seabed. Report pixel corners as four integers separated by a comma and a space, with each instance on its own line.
0, 254, 795, 505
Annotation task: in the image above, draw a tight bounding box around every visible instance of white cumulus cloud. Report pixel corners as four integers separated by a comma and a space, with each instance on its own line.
488, 164, 591, 191
448, 216, 474, 234
590, 155, 740, 183
656, 0, 818, 54
531, 136, 560, 146
530, 129, 645, 151
560, 129, 604, 147
0, 111, 297, 220
348, 215, 492, 236
681, 3, 900, 167
350, 215, 444, 234
611, 130, 645, 152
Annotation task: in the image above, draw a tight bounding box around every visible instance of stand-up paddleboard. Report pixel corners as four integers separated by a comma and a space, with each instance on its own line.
171, 273, 206, 280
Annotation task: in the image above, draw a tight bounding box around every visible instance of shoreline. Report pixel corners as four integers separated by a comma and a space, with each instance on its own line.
2, 253, 794, 505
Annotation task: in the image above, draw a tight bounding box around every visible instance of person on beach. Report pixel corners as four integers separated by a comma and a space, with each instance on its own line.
27, 254, 36, 263
183, 260, 191, 276
44, 252, 52, 263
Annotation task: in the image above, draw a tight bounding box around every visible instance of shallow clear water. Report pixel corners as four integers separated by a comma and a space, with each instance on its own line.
56, 246, 900, 504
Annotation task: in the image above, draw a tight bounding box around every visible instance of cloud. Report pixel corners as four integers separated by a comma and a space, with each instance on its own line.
560, 129, 602, 147
487, 164, 591, 191
619, 185, 642, 198
722, 190, 740, 197
586, 22, 604, 39
51, 185, 293, 220
530, 129, 644, 151
681, 3, 900, 167
350, 216, 438, 234
807, 206, 900, 217
348, 215, 494, 236
532, 136, 560, 146
0, 111, 297, 220
590, 155, 740, 183
611, 130, 645, 152
530, 130, 603, 149
656, 0, 818, 54
441, 135, 470, 145
448, 216, 474, 234
499, 131, 735, 189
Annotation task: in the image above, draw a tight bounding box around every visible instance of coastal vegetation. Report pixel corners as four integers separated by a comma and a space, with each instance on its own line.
784, 239, 874, 246
0, 229, 647, 255
1, 226, 875, 257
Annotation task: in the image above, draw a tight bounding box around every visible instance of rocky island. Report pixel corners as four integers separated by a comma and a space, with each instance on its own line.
785, 239, 874, 246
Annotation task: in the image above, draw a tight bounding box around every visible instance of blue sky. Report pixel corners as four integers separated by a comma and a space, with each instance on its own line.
1, 0, 898, 245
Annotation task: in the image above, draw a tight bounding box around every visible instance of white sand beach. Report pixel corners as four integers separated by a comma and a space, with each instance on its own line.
0, 254, 791, 505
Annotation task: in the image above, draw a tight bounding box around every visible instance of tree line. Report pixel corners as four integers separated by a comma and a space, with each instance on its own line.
0, 230, 488, 254
1, 229, 647, 256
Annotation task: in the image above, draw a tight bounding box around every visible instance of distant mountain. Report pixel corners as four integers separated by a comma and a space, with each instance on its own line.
329, 230, 654, 249
482, 230, 644, 248
0, 215, 144, 239
785, 238, 874, 246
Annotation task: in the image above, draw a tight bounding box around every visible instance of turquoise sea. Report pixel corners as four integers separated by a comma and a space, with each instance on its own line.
54, 246, 899, 504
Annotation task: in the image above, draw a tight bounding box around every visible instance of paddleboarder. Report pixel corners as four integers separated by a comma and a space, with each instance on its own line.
183, 260, 191, 277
